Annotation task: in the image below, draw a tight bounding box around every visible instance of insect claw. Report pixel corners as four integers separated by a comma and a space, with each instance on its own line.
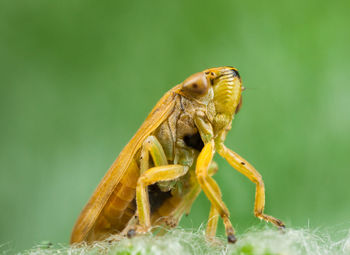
278, 222, 286, 228
227, 234, 237, 244
127, 229, 136, 239
276, 218, 286, 228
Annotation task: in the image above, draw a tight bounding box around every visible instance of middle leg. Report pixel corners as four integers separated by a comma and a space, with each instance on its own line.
136, 164, 188, 233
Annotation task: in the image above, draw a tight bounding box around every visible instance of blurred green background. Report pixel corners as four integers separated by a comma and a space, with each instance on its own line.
1, 0, 350, 252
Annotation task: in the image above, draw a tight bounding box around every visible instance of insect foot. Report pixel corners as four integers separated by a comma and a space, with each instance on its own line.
127, 229, 136, 239
276, 219, 286, 229
206, 236, 225, 246
257, 213, 286, 229
164, 216, 178, 228
227, 234, 237, 244
223, 217, 237, 244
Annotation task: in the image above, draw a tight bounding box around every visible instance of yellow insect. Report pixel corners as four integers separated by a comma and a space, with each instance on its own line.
70, 66, 284, 244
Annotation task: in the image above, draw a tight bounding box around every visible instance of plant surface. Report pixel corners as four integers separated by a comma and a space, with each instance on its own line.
13, 228, 350, 255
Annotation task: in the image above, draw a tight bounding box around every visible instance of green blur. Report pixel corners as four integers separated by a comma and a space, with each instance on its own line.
1, 0, 349, 252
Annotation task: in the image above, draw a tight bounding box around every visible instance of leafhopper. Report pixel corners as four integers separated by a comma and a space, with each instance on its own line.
70, 67, 284, 244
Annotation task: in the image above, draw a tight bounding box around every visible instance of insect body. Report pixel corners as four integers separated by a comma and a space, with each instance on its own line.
70, 67, 284, 244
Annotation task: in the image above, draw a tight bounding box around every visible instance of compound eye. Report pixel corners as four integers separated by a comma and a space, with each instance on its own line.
182, 72, 209, 96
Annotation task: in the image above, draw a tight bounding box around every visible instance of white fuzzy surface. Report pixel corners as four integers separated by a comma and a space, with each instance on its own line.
14, 228, 350, 255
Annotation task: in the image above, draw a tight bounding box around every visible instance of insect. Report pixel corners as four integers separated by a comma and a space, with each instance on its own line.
70, 66, 285, 244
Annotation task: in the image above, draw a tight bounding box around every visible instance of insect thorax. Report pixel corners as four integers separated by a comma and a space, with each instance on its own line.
151, 95, 207, 192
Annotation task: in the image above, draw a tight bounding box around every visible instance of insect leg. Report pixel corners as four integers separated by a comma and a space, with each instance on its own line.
205, 161, 220, 240
208, 161, 218, 176
217, 144, 285, 228
206, 206, 220, 240
134, 135, 170, 233
181, 161, 217, 216
140, 135, 168, 175
153, 162, 219, 236
196, 142, 236, 243
136, 164, 188, 233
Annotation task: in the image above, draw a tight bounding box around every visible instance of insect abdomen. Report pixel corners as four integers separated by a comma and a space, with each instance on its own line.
89, 159, 140, 240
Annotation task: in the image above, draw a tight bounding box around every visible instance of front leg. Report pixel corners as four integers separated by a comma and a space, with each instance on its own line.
194, 111, 236, 243
205, 162, 220, 241
217, 144, 285, 228
196, 142, 236, 243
